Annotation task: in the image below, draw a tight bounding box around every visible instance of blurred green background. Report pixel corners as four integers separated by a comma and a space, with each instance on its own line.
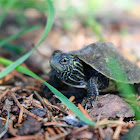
0, 0, 140, 73
0, 0, 138, 32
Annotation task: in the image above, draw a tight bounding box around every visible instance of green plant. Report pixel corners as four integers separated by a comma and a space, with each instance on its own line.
0, 0, 96, 126
107, 55, 140, 119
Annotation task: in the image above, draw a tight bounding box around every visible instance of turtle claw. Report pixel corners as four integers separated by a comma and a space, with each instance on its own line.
85, 102, 93, 110
81, 97, 95, 110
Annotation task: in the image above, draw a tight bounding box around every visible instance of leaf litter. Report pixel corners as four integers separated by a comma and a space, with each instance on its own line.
0, 68, 139, 140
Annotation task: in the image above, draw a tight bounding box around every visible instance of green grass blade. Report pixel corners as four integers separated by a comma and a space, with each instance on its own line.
0, 43, 25, 54
0, 0, 18, 28
0, 0, 54, 79
0, 25, 41, 47
0, 49, 34, 78
35, 0, 54, 48
0, 57, 96, 126
0, 111, 9, 138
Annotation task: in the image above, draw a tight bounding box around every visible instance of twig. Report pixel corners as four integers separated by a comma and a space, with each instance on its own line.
34, 91, 49, 110
0, 117, 6, 121
6, 135, 44, 140
45, 132, 51, 140
46, 127, 56, 136
69, 96, 75, 102
78, 103, 91, 119
113, 118, 124, 139
43, 98, 68, 115
0, 89, 10, 101
11, 87, 22, 92
18, 106, 23, 124
44, 122, 70, 127
11, 92, 43, 120
25, 86, 41, 91
72, 125, 89, 133
50, 130, 71, 140
98, 127, 106, 139
8, 116, 17, 136
95, 119, 125, 127
53, 125, 62, 134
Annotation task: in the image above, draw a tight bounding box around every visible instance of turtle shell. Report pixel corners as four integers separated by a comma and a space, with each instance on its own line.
69, 42, 140, 83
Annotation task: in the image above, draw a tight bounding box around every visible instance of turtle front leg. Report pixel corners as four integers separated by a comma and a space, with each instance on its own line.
82, 77, 99, 109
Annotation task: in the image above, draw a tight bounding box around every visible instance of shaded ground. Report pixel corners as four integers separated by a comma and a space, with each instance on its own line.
0, 71, 137, 139
0, 6, 140, 140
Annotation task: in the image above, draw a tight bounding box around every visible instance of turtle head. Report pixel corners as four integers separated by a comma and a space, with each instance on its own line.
50, 50, 78, 79
50, 50, 86, 87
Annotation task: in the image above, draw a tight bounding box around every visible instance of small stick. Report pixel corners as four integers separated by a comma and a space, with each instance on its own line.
11, 92, 43, 120
43, 97, 68, 115
53, 125, 62, 134
99, 127, 106, 139
18, 106, 23, 124
72, 125, 89, 133
0, 89, 9, 101
69, 96, 75, 102
0, 117, 6, 121
46, 127, 56, 136
78, 103, 91, 119
6, 135, 44, 140
112, 118, 124, 139
34, 91, 49, 111
8, 116, 17, 136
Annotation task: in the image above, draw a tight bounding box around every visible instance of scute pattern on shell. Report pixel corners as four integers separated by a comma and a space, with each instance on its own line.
69, 42, 140, 83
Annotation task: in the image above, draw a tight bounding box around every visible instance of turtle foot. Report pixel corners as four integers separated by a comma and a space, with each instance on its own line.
81, 97, 95, 110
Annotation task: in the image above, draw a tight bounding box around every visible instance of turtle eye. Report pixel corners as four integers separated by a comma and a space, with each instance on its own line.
60, 57, 69, 64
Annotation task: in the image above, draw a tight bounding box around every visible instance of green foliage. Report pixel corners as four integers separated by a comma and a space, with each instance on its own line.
0, 0, 43, 54
0, 0, 46, 28
0, 25, 41, 47
0, 0, 18, 28
0, 0, 46, 12
0, 43, 25, 54
0, 0, 135, 40
121, 124, 140, 140
0, 0, 54, 78
52, 0, 135, 39
107, 55, 140, 119
0, 25, 41, 55
83, 18, 103, 41
87, 0, 106, 13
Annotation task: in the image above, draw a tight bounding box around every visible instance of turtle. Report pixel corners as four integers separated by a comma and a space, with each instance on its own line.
49, 42, 140, 109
